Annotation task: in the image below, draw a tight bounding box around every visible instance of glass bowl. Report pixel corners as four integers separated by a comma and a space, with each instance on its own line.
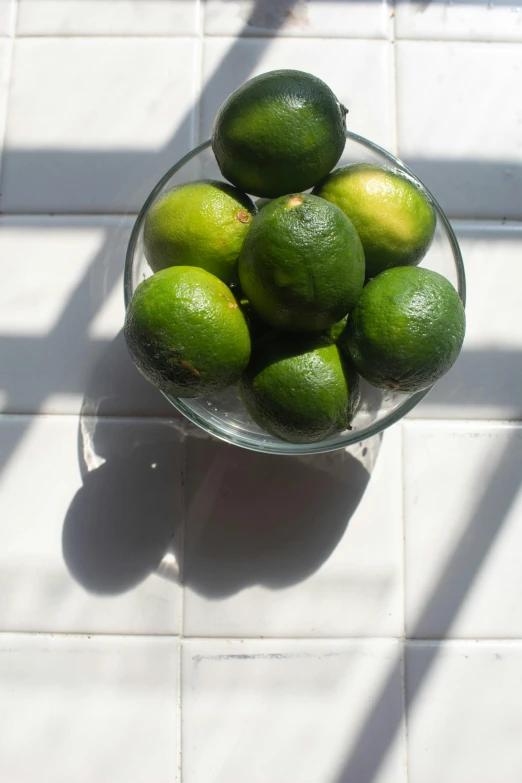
124, 132, 466, 455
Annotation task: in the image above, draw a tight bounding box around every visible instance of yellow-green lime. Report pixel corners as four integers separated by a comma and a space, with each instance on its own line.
212, 69, 348, 198
238, 193, 365, 333
143, 180, 256, 285
339, 266, 465, 393
239, 332, 360, 444
314, 164, 436, 278
124, 266, 251, 398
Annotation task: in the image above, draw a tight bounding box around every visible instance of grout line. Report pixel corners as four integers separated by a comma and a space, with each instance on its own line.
193, 14, 205, 148
177, 640, 183, 782
1, 211, 139, 217
2, 631, 522, 644
403, 418, 522, 429
386, 36, 522, 46
176, 429, 188, 782
181, 636, 407, 643
13, 34, 203, 41
399, 422, 410, 782
173, 636, 522, 645
199, 34, 390, 43
0, 412, 186, 422
197, 0, 205, 38
2, 412, 522, 427
389, 0, 396, 43
0, 211, 144, 218
8, 0, 16, 37
0, 631, 182, 639
1, 212, 521, 223
2, 215, 522, 228
400, 640, 410, 783
390, 41, 399, 158
390, 0, 399, 157
400, 422, 408, 639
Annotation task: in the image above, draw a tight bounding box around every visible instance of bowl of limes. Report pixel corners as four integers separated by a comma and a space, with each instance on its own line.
124, 70, 465, 455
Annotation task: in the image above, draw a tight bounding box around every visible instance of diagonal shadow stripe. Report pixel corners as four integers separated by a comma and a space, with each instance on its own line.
333, 429, 522, 782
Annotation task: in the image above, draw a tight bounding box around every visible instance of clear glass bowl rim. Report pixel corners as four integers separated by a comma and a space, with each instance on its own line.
124, 132, 466, 455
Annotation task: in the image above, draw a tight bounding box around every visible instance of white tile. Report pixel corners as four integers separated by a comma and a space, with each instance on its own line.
0, 415, 182, 633
0, 216, 175, 416
0, 0, 14, 35
0, 634, 179, 783
204, 0, 390, 39
396, 41, 522, 220
406, 641, 522, 783
0, 39, 198, 213
403, 422, 522, 639
396, 0, 522, 43
183, 426, 403, 638
182, 638, 406, 783
18, 0, 199, 36
412, 221, 522, 419
201, 38, 394, 149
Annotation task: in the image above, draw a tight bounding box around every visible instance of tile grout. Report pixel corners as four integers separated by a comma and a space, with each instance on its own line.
2, 214, 522, 229
399, 423, 410, 782
177, 431, 188, 783
6, 33, 522, 44
2, 413, 522, 428
3, 631, 522, 644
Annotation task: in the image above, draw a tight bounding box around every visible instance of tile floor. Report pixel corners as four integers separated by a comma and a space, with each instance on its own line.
1, 1, 521, 781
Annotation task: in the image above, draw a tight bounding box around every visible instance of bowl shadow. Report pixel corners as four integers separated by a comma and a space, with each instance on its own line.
62, 330, 380, 599
183, 431, 379, 598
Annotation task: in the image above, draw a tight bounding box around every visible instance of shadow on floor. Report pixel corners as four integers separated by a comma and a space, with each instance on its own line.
62, 327, 379, 598
182, 432, 377, 598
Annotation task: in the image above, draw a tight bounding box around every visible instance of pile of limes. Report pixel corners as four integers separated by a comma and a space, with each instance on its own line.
125, 69, 465, 444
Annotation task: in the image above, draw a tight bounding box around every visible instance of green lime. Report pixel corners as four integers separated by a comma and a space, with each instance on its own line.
255, 198, 273, 211
339, 266, 465, 393
326, 315, 349, 343
212, 69, 347, 198
143, 180, 256, 285
238, 193, 365, 333
239, 332, 360, 444
124, 266, 251, 398
314, 164, 436, 278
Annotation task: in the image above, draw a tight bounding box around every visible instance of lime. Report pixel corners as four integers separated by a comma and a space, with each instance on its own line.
143, 180, 255, 285
239, 332, 360, 443
238, 193, 365, 333
124, 266, 251, 398
314, 164, 436, 278
212, 69, 347, 198
339, 266, 465, 392
326, 315, 349, 343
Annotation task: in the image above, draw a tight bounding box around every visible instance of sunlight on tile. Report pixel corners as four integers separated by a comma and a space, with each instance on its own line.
88, 272, 125, 339
182, 639, 406, 783
404, 422, 522, 638
17, 0, 199, 36
0, 222, 107, 335
0, 635, 179, 783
